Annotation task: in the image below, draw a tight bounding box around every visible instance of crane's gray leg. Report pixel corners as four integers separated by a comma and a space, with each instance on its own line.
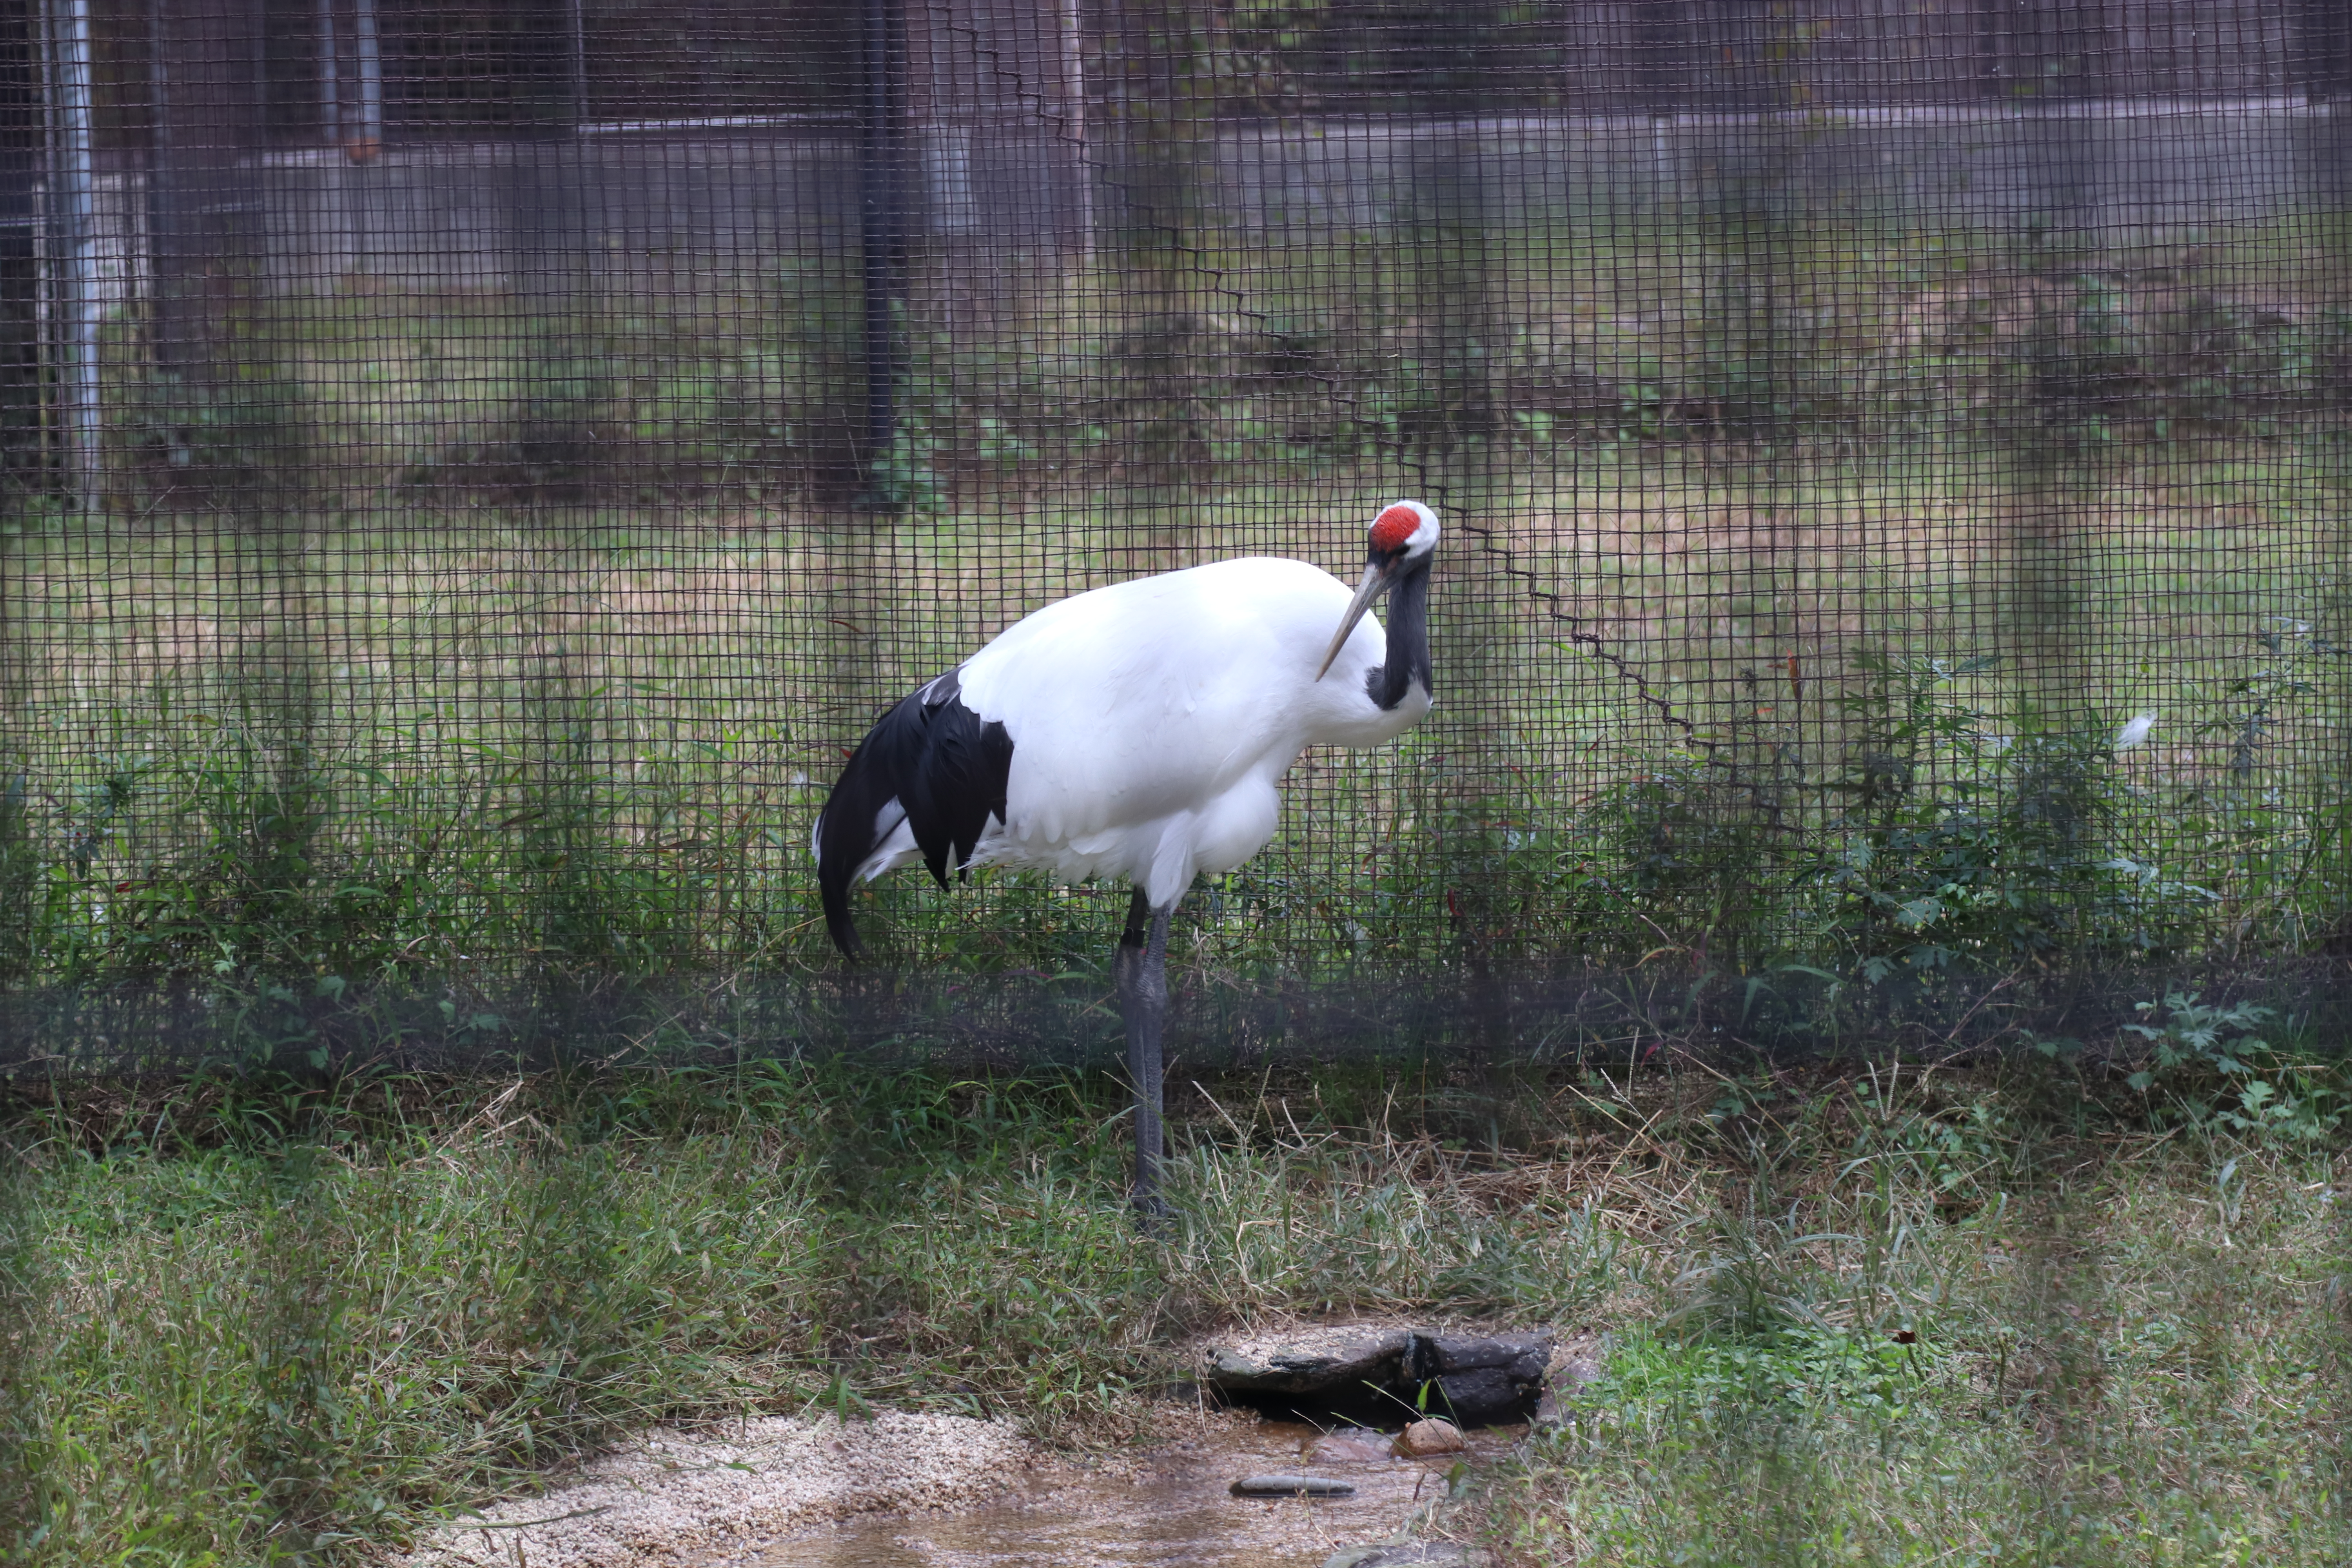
1116, 886, 1174, 1223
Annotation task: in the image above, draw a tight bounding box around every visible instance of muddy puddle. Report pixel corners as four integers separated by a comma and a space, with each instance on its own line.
704, 1418, 1512, 1568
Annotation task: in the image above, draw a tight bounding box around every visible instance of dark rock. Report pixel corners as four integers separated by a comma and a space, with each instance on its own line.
1432, 1367, 1526, 1424
1200, 1323, 1570, 1427
1420, 1330, 1553, 1377
1232, 1473, 1357, 1497
1415, 1330, 1553, 1424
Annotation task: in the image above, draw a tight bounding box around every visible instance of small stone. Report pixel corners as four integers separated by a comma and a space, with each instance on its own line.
1323, 1544, 1487, 1567
1232, 1473, 1357, 1497
1390, 1418, 1466, 1457
1306, 1428, 1396, 1463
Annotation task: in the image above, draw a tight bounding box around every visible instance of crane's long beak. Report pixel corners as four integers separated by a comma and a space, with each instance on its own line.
1315, 561, 1391, 681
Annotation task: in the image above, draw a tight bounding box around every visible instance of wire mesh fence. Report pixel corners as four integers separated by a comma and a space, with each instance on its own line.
0, 1, 2346, 1067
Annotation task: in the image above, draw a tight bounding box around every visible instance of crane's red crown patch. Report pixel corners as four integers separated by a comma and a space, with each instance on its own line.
1370, 503, 1424, 553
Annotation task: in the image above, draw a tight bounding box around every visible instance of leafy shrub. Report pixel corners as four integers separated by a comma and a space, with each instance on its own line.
1602, 763, 1781, 958
1810, 656, 2203, 981
129, 368, 308, 500
2145, 293, 2304, 428
2122, 991, 2342, 1142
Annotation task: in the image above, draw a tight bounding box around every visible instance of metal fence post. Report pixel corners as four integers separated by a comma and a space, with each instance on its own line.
857, 0, 908, 502
40, 0, 99, 511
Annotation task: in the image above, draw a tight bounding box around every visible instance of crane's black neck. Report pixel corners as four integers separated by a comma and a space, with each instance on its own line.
1365, 554, 1434, 712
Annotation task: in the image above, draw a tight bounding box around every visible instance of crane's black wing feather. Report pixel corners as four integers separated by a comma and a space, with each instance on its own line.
815, 668, 1014, 957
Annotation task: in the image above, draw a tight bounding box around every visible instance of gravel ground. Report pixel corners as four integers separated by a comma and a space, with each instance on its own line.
395, 1411, 1043, 1568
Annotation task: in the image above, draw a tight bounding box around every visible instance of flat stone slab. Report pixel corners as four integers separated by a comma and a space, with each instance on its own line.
1230, 1473, 1357, 1497
1200, 1325, 1564, 1425
1305, 1428, 1395, 1463
1202, 1326, 1416, 1396
1323, 1544, 1489, 1568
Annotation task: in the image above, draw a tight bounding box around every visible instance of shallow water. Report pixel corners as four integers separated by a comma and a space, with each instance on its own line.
712, 1418, 1508, 1568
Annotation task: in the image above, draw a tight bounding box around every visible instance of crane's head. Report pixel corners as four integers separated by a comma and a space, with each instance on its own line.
1316, 500, 1440, 681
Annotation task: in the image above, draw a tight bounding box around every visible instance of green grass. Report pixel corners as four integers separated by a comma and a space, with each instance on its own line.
0, 434, 2343, 1006
0, 212, 2343, 1034
1477, 1099, 2351, 1566
96, 211, 2350, 506
2, 120, 2344, 1568
3, 1044, 2346, 1565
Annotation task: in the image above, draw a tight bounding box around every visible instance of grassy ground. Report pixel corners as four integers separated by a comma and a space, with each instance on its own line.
3, 1029, 2345, 1565
1477, 1078, 2351, 1567
2, 221, 2345, 1563
13, 199, 2346, 996
2, 435, 2344, 1000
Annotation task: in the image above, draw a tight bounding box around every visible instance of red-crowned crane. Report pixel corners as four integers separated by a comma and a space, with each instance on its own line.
814, 501, 1440, 1216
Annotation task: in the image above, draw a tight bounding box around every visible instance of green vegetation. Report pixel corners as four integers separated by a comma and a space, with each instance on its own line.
0, 205, 2332, 1040
1, 435, 2345, 1006
2, 1036, 2344, 1564
1480, 1061, 2350, 1566
78, 215, 2352, 511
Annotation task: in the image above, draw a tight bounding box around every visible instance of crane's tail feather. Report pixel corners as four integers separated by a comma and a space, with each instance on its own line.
814, 668, 1013, 958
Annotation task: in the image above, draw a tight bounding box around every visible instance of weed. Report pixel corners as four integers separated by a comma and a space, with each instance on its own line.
130, 369, 307, 499
0, 775, 35, 980
2123, 991, 2344, 1142
0, 429, 2339, 1033
8, 1051, 2352, 1563
1807, 653, 2237, 983
1483, 1081, 2348, 1567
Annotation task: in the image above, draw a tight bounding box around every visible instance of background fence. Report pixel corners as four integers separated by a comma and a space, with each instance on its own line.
0, 1, 2347, 1067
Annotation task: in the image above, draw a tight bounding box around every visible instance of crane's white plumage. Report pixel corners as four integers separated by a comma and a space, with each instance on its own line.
843, 555, 1428, 907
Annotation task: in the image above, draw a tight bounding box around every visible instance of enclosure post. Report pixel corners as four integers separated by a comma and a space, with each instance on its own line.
1630, 0, 1687, 113
315, 0, 337, 142
353, 0, 382, 152
1058, 0, 1090, 254
147, 0, 269, 383
857, 0, 907, 501
41, 0, 100, 510
563, 0, 586, 128
2307, 0, 2352, 103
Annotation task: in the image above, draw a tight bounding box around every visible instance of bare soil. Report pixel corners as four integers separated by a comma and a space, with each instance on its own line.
393, 1403, 1507, 1568
396, 1410, 1044, 1568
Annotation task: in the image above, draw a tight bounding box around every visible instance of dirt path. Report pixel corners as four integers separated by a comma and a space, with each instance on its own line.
396, 1405, 1505, 1568
397, 1410, 1044, 1568
740, 1412, 1495, 1568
